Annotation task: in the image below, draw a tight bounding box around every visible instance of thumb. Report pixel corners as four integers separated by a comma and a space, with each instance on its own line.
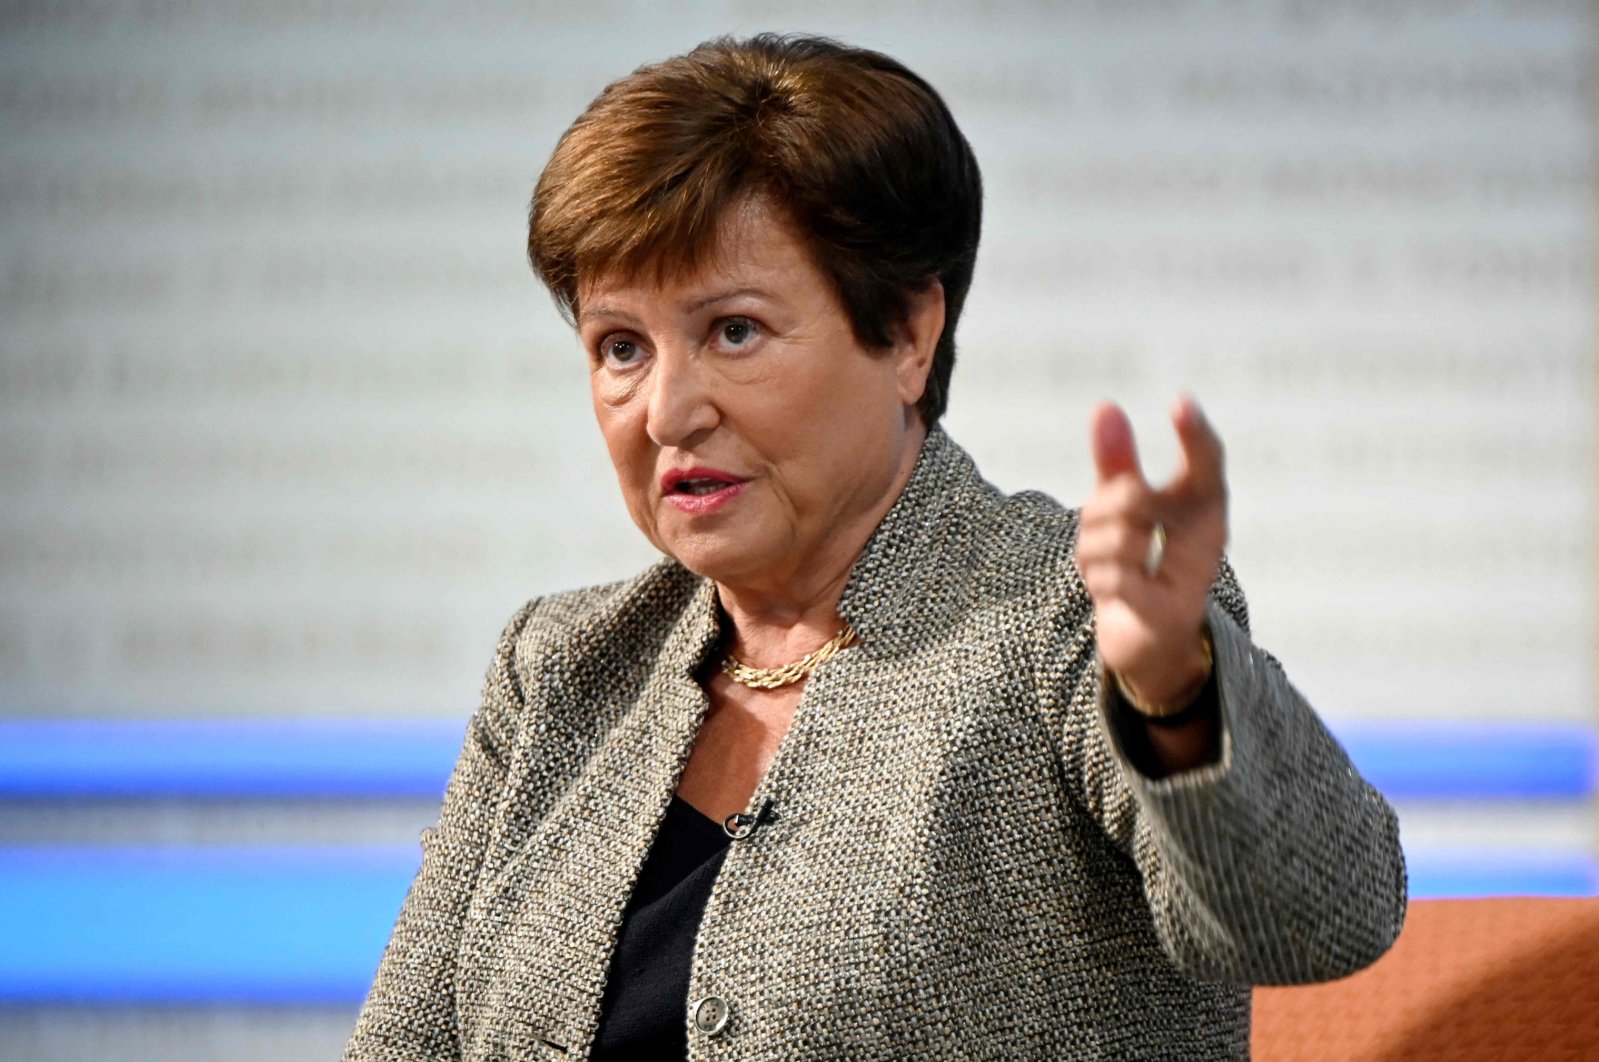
1090, 401, 1145, 485
1168, 394, 1226, 499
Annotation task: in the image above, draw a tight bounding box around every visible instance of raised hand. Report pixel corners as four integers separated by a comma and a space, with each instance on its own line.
1075, 396, 1228, 711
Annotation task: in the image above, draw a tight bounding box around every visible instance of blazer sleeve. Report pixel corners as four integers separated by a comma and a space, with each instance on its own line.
1049, 558, 1408, 986
344, 599, 539, 1061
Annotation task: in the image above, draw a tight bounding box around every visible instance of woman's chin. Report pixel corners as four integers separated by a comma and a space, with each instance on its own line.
659, 534, 779, 588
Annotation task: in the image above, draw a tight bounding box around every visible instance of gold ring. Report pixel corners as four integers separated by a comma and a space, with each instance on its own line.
1145, 522, 1166, 577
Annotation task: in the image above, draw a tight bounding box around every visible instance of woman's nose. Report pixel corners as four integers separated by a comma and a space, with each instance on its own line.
645, 349, 718, 448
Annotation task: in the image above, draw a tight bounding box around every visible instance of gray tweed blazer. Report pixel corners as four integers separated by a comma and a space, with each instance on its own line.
346, 426, 1407, 1060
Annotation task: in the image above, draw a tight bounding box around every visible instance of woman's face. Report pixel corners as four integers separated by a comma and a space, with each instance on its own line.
576, 196, 940, 596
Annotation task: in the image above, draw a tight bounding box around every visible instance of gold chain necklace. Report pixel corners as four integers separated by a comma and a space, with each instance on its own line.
720, 624, 860, 690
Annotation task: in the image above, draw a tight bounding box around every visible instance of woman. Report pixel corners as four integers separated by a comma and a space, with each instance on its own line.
346, 34, 1405, 1060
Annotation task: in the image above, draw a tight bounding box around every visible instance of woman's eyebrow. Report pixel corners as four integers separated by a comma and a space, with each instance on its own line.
684, 287, 775, 313
577, 288, 776, 325
576, 303, 636, 326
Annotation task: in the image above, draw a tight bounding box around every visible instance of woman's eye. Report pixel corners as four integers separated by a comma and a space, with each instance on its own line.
717, 318, 758, 349
599, 336, 643, 367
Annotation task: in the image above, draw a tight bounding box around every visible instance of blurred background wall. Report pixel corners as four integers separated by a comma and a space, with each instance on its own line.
1, 0, 1594, 1058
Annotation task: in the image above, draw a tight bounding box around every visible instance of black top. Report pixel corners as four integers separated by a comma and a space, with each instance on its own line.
591, 794, 732, 1058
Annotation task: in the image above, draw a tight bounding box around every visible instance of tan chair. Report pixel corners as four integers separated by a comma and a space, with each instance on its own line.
1251, 897, 1599, 1060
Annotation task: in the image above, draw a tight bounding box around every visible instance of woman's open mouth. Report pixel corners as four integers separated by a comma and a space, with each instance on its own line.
661, 468, 747, 514
676, 478, 730, 496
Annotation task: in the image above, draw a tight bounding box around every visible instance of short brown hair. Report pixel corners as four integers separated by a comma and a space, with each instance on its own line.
527, 33, 983, 425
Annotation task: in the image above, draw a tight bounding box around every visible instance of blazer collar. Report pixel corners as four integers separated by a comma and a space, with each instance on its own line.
836, 425, 984, 653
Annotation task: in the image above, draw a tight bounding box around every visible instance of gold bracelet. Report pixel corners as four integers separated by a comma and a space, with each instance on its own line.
1112, 628, 1214, 718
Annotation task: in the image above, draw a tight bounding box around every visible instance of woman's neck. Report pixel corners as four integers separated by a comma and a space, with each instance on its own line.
714, 567, 855, 669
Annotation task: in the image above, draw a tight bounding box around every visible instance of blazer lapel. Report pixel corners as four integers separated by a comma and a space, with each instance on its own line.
459, 577, 722, 1056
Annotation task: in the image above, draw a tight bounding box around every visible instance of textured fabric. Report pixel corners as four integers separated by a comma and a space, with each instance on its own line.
345, 426, 1408, 1060
1252, 898, 1599, 1059
592, 795, 731, 1058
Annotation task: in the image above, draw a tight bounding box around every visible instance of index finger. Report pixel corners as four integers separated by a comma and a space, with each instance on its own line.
1090, 401, 1147, 487
1168, 395, 1225, 497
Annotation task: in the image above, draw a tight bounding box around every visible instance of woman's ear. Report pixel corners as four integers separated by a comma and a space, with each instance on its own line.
894, 279, 946, 407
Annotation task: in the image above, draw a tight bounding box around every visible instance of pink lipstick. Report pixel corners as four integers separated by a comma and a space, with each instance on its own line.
661, 466, 747, 514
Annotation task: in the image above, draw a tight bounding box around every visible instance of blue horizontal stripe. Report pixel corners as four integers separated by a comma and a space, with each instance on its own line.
1334, 722, 1596, 799
1403, 849, 1599, 899
0, 719, 1592, 800
0, 845, 1589, 1003
0, 720, 461, 799
0, 846, 415, 1003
